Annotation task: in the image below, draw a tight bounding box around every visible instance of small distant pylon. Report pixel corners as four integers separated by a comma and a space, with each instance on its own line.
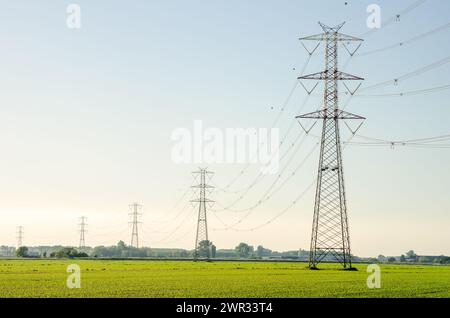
17, 226, 24, 248
191, 168, 214, 261
129, 203, 142, 248
78, 216, 87, 249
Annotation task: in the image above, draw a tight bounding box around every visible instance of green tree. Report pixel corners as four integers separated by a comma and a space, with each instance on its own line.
196, 240, 213, 258
418, 256, 431, 263
16, 246, 29, 258
406, 250, 417, 261
400, 254, 406, 262
117, 240, 126, 250
235, 243, 254, 258
53, 247, 88, 259
256, 245, 272, 258
387, 257, 396, 263
211, 244, 216, 258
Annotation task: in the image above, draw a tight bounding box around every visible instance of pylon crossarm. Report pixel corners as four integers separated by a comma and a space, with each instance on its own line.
296, 109, 364, 120
299, 71, 363, 81
300, 33, 363, 42
335, 109, 366, 120
296, 110, 326, 119
299, 33, 327, 41
190, 199, 215, 203
334, 32, 363, 42
192, 168, 214, 174
319, 22, 345, 33
191, 184, 215, 189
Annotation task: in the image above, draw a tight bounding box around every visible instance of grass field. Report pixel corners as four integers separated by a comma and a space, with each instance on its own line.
0, 260, 448, 298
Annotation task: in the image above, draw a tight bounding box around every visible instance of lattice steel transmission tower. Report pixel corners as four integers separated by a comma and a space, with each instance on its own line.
17, 226, 24, 248
191, 168, 214, 261
129, 203, 142, 248
296, 22, 365, 269
78, 216, 87, 249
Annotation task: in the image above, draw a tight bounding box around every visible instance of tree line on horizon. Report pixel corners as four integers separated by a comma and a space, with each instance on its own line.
1, 243, 449, 264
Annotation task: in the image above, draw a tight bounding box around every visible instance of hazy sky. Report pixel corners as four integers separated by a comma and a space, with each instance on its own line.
0, 0, 449, 256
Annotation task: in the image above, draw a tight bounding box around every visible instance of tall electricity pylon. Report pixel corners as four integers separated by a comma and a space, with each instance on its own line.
191, 168, 214, 261
17, 226, 24, 248
129, 203, 142, 248
296, 22, 365, 269
79, 216, 87, 249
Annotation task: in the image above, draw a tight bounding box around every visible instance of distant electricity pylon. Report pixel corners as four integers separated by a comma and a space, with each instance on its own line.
191, 168, 214, 261
129, 203, 142, 248
78, 216, 87, 249
17, 226, 24, 248
296, 22, 365, 269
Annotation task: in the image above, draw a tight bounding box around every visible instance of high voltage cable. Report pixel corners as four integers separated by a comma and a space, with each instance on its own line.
145, 223, 197, 245
356, 133, 450, 144
141, 183, 203, 234
219, 79, 298, 191
212, 141, 319, 231
141, 201, 193, 233
211, 135, 356, 232
357, 22, 450, 57
219, 0, 431, 196
344, 142, 450, 149
214, 94, 311, 195
149, 188, 191, 223
211, 41, 359, 228
343, 133, 450, 149
213, 129, 313, 213
214, 140, 318, 214
359, 55, 450, 92
236, 141, 319, 211
141, 205, 196, 243
221, 56, 312, 191
211, 178, 316, 233
215, 33, 362, 199
140, 176, 201, 233
311, 1, 429, 58
359, 0, 428, 38
352, 84, 450, 98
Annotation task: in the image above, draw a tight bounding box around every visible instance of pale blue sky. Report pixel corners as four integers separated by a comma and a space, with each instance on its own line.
0, 0, 449, 256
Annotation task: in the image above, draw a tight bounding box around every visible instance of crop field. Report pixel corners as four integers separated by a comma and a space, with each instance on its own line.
0, 260, 448, 298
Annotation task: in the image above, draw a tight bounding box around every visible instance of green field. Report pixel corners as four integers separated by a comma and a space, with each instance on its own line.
0, 260, 448, 298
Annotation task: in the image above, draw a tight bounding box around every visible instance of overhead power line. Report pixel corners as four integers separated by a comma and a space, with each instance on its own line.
352, 84, 450, 98
214, 140, 318, 215
357, 22, 450, 57
359, 0, 429, 38
344, 133, 450, 149
221, 56, 313, 192
359, 55, 450, 92
211, 134, 357, 233
214, 94, 311, 196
